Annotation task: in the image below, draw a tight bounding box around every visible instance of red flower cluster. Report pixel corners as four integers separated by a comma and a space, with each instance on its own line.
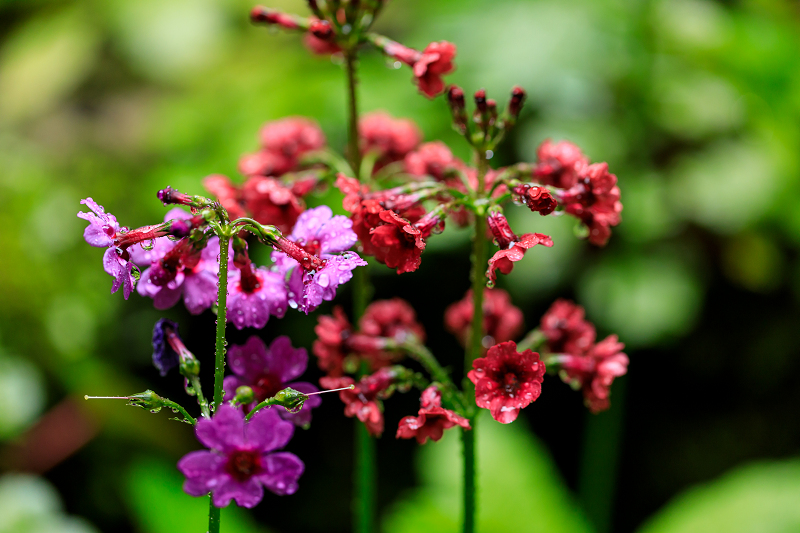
533, 140, 588, 189
404, 141, 461, 182
312, 299, 424, 375
381, 40, 457, 98
445, 288, 524, 348
396, 386, 471, 444
359, 112, 422, 168
468, 341, 546, 424
540, 299, 628, 413
320, 366, 401, 436
486, 212, 553, 285
557, 163, 623, 246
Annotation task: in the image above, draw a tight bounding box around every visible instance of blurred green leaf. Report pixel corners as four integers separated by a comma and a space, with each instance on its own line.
637, 459, 800, 533
382, 412, 594, 533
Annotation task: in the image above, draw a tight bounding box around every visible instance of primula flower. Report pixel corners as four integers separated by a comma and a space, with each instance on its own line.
151, 318, 181, 376
223, 336, 320, 426
227, 265, 288, 330
178, 405, 303, 508
77, 198, 135, 299
404, 141, 461, 181
259, 117, 326, 164
320, 367, 398, 436
445, 288, 524, 347
360, 298, 425, 345
412, 41, 457, 98
359, 112, 422, 166
396, 386, 471, 444
242, 177, 305, 234
533, 139, 589, 189
369, 210, 426, 274
271, 206, 365, 313
539, 299, 596, 356
468, 341, 546, 424
485, 212, 553, 285
131, 209, 220, 314
512, 184, 557, 216
557, 162, 622, 246
558, 335, 628, 413
312, 307, 391, 376
203, 175, 246, 220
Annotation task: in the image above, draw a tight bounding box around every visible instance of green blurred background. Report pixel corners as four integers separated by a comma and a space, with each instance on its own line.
1, 0, 800, 532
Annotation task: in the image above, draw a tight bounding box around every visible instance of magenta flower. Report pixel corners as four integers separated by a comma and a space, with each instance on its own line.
227, 267, 289, 330
223, 336, 321, 427
131, 209, 221, 314
78, 198, 136, 299
178, 405, 303, 508
271, 206, 365, 314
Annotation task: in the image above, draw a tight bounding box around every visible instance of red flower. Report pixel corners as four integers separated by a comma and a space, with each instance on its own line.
238, 150, 292, 178
370, 210, 426, 274
359, 112, 422, 165
320, 367, 398, 436
396, 386, 471, 444
558, 162, 622, 246
312, 307, 352, 376
350, 199, 385, 256
304, 19, 341, 55
467, 341, 546, 424
360, 298, 425, 344
203, 174, 246, 220
259, 117, 326, 162
533, 139, 589, 189
539, 299, 596, 356
445, 288, 524, 347
512, 184, 557, 216
486, 230, 553, 285
413, 41, 457, 98
560, 335, 628, 413
242, 176, 304, 233
404, 141, 460, 181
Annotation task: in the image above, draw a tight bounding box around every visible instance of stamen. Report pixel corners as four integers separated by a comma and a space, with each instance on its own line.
306, 384, 355, 396
84, 395, 133, 400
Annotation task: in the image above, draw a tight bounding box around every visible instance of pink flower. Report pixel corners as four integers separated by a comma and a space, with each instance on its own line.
445, 288, 524, 348
533, 140, 589, 189
559, 335, 628, 413
485, 212, 553, 285
320, 367, 400, 437
413, 42, 457, 98
539, 299, 596, 356
369, 210, 426, 274
227, 266, 288, 330
468, 341, 545, 424
242, 177, 305, 234
404, 142, 461, 181
557, 162, 622, 246
396, 386, 471, 444
178, 405, 303, 508
259, 117, 326, 163
512, 184, 557, 216
359, 112, 422, 166
78, 198, 136, 299
203, 175, 246, 220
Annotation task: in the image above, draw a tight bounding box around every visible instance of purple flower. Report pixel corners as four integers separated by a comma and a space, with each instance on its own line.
152, 318, 180, 376
223, 336, 320, 426
271, 205, 365, 314
178, 405, 303, 508
227, 267, 289, 330
78, 198, 137, 299
131, 209, 220, 314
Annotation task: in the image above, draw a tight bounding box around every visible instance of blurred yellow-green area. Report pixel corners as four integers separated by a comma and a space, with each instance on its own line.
1, 0, 800, 532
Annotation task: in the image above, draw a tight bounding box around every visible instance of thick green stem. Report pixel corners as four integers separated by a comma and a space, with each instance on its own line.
462, 153, 489, 533
355, 419, 376, 533
345, 50, 362, 180
208, 231, 230, 533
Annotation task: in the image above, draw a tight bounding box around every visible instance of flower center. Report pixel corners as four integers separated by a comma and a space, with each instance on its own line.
252, 373, 283, 402
502, 372, 520, 395
299, 238, 322, 257
239, 266, 262, 294
225, 449, 263, 482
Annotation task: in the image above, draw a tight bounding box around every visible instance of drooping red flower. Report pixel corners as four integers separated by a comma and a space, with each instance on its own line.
359, 112, 422, 166
533, 139, 589, 189
242, 176, 304, 233
413, 41, 457, 98
539, 299, 596, 356
320, 367, 399, 436
467, 341, 546, 424
369, 210, 426, 274
559, 335, 628, 413
304, 19, 341, 55
444, 288, 524, 347
360, 298, 426, 344
396, 386, 471, 444
557, 162, 622, 246
404, 141, 460, 181
203, 174, 246, 220
512, 184, 557, 216
485, 212, 553, 285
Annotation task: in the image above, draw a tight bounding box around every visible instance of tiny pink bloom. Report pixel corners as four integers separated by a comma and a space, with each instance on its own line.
468, 341, 545, 424
560, 335, 628, 413
396, 386, 471, 444
259, 117, 326, 163
557, 162, 622, 246
178, 405, 303, 508
227, 266, 288, 330
539, 299, 596, 356
359, 112, 422, 166
413, 41, 457, 98
223, 336, 320, 426
78, 198, 136, 299
404, 141, 461, 181
445, 288, 524, 348
533, 139, 589, 189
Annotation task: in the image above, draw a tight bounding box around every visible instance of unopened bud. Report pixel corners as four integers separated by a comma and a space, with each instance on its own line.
272, 387, 308, 414
508, 86, 526, 118
447, 85, 468, 135
309, 19, 334, 40
234, 386, 255, 405
486, 99, 498, 127
158, 187, 192, 206
127, 390, 165, 412
474, 89, 487, 114
487, 210, 518, 249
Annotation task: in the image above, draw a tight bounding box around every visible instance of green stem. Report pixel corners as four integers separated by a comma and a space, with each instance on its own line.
345, 50, 362, 181
516, 328, 545, 353
160, 398, 197, 425
355, 419, 376, 533
401, 342, 465, 413
188, 376, 210, 419
208, 231, 230, 533
462, 152, 489, 533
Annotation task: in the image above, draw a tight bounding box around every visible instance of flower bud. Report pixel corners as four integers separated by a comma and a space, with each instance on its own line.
309, 19, 334, 40
234, 386, 256, 406
127, 390, 166, 412
272, 387, 308, 413
487, 211, 518, 249
447, 85, 468, 135
508, 86, 526, 118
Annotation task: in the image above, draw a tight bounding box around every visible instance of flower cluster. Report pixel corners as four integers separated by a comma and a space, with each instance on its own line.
445, 288, 524, 348
539, 299, 629, 412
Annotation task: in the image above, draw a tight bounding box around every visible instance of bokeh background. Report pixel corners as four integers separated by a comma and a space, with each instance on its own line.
2, 0, 800, 531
